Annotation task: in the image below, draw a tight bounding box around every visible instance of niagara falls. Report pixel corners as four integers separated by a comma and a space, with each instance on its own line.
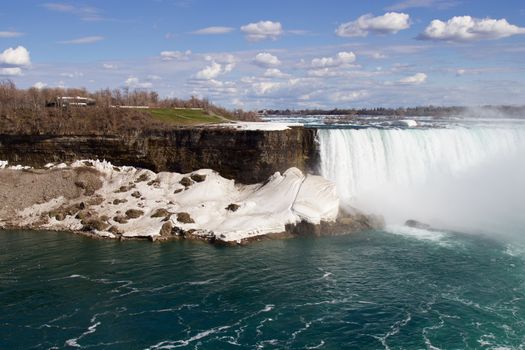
2, 0, 525, 349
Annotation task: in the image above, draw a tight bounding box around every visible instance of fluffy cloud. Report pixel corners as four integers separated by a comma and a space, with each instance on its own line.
0, 31, 23, 38
311, 51, 356, 68
0, 46, 31, 66
59, 36, 104, 44
33, 82, 47, 89
191, 26, 235, 35
196, 61, 222, 80
0, 67, 22, 76
240, 21, 283, 41
160, 50, 192, 61
252, 81, 282, 95
124, 77, 153, 89
253, 52, 281, 67
102, 63, 117, 69
336, 12, 410, 37
399, 72, 427, 84
419, 16, 525, 42
264, 68, 288, 78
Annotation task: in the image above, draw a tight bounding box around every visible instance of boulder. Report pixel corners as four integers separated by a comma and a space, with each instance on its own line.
113, 198, 128, 205
113, 215, 128, 224
125, 209, 144, 219
82, 217, 109, 231
190, 173, 206, 182
151, 208, 170, 218
159, 221, 173, 236
225, 203, 240, 212
135, 173, 150, 183
176, 212, 195, 224
179, 177, 192, 187
405, 219, 431, 230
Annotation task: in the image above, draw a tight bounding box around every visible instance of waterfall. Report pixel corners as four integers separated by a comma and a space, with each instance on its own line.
318, 127, 525, 234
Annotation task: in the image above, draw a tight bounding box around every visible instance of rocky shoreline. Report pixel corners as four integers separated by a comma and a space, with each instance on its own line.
0, 160, 383, 245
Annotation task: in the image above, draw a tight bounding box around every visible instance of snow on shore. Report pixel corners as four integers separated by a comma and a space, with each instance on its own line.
214, 121, 303, 131
2, 160, 339, 243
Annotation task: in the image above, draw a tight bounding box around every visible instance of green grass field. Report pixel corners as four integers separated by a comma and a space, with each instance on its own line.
148, 108, 226, 125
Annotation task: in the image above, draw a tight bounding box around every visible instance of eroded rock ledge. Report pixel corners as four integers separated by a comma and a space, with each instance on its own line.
0, 160, 383, 244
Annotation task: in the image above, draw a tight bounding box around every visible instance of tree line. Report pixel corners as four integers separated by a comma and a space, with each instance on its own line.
0, 80, 259, 135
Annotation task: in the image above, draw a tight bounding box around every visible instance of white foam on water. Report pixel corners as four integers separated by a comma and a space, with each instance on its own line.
385, 225, 448, 243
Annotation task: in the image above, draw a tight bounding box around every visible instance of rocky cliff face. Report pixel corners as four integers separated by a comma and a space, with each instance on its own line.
0, 127, 318, 184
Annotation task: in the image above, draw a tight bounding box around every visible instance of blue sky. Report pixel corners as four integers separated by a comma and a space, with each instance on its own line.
1, 0, 525, 109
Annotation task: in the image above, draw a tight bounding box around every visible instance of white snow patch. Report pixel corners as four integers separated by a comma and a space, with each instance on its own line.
9, 160, 339, 243
216, 121, 303, 131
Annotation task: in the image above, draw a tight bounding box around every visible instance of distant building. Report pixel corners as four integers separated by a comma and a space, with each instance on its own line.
47, 96, 96, 107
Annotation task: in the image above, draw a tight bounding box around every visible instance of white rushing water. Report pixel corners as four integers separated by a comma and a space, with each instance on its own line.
318, 127, 525, 235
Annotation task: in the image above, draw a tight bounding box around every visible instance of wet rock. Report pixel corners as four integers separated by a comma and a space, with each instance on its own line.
135, 173, 150, 183
87, 196, 104, 206
115, 184, 135, 193
113, 198, 128, 205
225, 203, 240, 212
405, 219, 431, 230
190, 173, 206, 183
147, 179, 160, 187
75, 210, 92, 221
113, 215, 128, 224
159, 221, 173, 236
176, 212, 195, 224
131, 191, 141, 198
82, 217, 109, 232
126, 209, 144, 219
151, 208, 170, 218
108, 225, 122, 235
174, 188, 183, 194
179, 177, 192, 187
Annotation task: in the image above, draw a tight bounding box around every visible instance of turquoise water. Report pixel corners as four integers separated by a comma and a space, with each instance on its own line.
1, 230, 524, 349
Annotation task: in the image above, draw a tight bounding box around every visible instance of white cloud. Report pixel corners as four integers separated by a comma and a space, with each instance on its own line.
330, 90, 368, 102
43, 3, 102, 21
252, 81, 282, 95
336, 12, 410, 37
0, 31, 23, 38
59, 36, 104, 44
419, 16, 525, 42
160, 50, 192, 61
125, 76, 153, 89
386, 0, 459, 11
456, 68, 466, 76
399, 72, 427, 84
311, 51, 356, 68
371, 52, 387, 59
33, 82, 47, 89
0, 67, 22, 76
264, 68, 288, 78
196, 61, 223, 80
253, 52, 281, 67
60, 71, 84, 78
240, 20, 283, 41
0, 46, 31, 66
191, 26, 235, 35
102, 63, 116, 69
